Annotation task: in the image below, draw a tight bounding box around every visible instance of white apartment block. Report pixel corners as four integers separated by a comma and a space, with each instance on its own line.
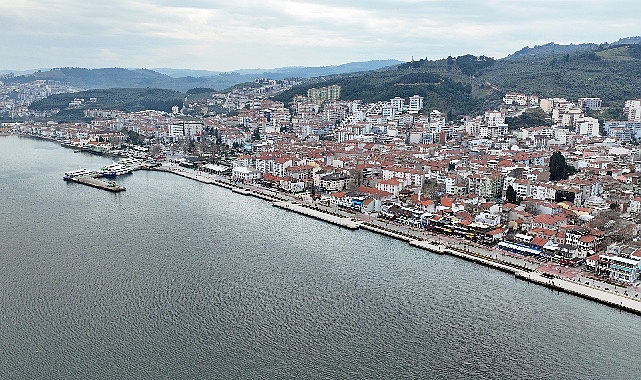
232, 166, 261, 182
429, 110, 446, 127
479, 124, 508, 138
625, 100, 641, 122
553, 107, 583, 127
381, 104, 397, 119
576, 117, 600, 137
484, 110, 505, 127
503, 93, 528, 106
382, 167, 424, 187
390, 97, 404, 112
531, 184, 557, 201
408, 95, 424, 114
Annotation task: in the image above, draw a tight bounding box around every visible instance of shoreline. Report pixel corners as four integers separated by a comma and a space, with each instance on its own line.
96, 161, 641, 316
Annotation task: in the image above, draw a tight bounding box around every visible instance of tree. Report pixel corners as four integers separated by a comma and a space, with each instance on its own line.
505, 185, 517, 204
549, 151, 577, 181
252, 128, 261, 141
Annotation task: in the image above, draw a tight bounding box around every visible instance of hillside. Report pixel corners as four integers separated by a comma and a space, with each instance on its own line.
272, 68, 484, 119
28, 88, 184, 121
3, 68, 243, 93
481, 43, 641, 102
272, 42, 641, 117
506, 42, 598, 60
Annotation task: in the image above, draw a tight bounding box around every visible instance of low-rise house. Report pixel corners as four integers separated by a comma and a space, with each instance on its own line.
320, 173, 348, 192
376, 178, 404, 196
531, 213, 568, 230
232, 166, 261, 182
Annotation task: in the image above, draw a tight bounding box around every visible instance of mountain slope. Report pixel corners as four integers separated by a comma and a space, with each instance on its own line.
272, 41, 641, 117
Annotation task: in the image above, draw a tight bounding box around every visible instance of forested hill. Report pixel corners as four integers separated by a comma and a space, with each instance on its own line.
272, 42, 641, 118
28, 88, 184, 121
481, 43, 641, 102
4, 68, 245, 93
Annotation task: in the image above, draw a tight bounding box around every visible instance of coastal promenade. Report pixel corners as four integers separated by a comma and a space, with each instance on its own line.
154, 164, 641, 315
273, 201, 361, 229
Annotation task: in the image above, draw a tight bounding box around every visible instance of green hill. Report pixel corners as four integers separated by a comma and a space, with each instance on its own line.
481, 44, 641, 102
272, 43, 641, 118
272, 65, 486, 119
29, 88, 184, 121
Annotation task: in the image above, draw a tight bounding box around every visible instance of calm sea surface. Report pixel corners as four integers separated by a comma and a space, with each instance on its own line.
0, 135, 640, 379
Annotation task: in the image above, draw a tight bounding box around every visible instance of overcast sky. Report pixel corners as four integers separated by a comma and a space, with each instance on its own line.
1, 0, 639, 71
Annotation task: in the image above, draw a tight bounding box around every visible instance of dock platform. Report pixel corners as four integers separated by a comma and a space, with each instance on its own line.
71, 177, 126, 192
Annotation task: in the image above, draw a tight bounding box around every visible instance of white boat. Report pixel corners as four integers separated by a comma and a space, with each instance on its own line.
63, 168, 95, 180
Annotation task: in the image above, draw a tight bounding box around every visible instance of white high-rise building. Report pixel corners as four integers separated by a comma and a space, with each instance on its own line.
408, 95, 424, 114
390, 97, 404, 112
625, 100, 641, 122
484, 110, 505, 127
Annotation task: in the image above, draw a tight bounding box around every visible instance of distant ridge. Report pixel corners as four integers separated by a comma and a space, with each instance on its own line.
612, 36, 641, 45
153, 60, 401, 79
506, 36, 641, 59
273, 37, 641, 118
507, 42, 598, 59
2, 60, 402, 92
5, 36, 641, 121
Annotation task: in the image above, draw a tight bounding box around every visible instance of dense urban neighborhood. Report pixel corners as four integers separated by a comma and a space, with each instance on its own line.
4, 75, 641, 288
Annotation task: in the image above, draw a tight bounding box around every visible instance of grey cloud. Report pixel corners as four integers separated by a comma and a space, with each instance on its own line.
1, 0, 640, 70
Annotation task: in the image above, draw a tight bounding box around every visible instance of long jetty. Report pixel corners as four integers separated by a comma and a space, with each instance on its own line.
70, 177, 126, 192
147, 165, 641, 316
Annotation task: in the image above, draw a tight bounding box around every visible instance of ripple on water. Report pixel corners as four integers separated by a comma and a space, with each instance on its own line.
0, 136, 640, 379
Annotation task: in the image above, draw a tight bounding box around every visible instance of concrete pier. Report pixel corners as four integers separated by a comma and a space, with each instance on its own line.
71, 177, 126, 192
361, 223, 415, 242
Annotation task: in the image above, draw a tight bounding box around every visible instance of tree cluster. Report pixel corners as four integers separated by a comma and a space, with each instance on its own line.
505, 108, 551, 130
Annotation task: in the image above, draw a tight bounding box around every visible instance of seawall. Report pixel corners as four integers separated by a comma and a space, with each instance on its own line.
514, 271, 641, 315
272, 201, 360, 229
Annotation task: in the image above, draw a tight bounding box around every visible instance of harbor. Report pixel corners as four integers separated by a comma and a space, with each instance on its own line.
62, 157, 151, 192
6, 134, 641, 379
